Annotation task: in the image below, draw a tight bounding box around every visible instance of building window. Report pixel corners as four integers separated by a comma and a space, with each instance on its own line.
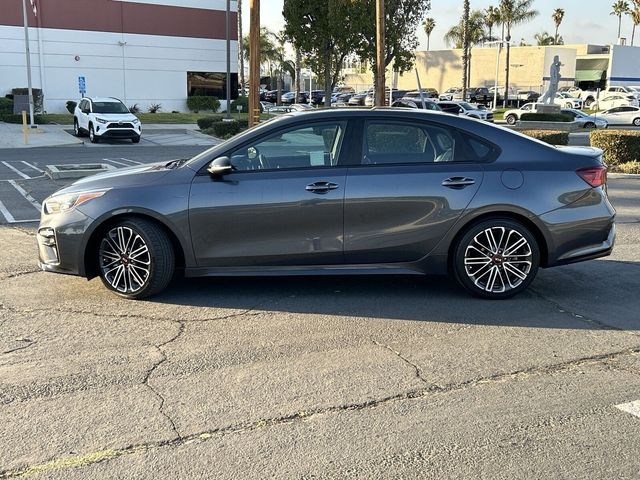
187, 72, 238, 99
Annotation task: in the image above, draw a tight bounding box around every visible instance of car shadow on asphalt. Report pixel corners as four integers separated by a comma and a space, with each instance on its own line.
144, 259, 640, 330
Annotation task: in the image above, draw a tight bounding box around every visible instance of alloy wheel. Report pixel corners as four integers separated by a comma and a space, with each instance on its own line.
463, 226, 533, 294
99, 226, 151, 294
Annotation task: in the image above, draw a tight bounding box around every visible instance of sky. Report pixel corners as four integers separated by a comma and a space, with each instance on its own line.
242, 0, 631, 52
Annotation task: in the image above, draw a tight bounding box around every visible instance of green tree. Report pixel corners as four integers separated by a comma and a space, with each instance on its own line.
242, 27, 279, 88
611, 0, 631, 38
552, 8, 565, 45
486, 6, 501, 42
499, 0, 538, 107
269, 30, 296, 104
632, 5, 640, 45
424, 17, 436, 51
283, 0, 359, 107
445, 9, 487, 91
535, 31, 560, 45
352, 0, 432, 92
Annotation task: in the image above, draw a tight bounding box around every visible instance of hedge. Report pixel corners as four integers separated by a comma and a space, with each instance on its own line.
230, 96, 248, 112
197, 116, 224, 130
0, 97, 13, 114
187, 96, 220, 113
520, 130, 569, 145
0, 113, 46, 124
66, 100, 77, 114
590, 129, 640, 166
209, 121, 241, 137
520, 112, 574, 122
615, 161, 640, 174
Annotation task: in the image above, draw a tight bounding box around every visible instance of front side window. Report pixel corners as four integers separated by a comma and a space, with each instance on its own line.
229, 122, 347, 171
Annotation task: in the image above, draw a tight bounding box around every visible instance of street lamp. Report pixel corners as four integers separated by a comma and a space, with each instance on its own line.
486, 39, 507, 111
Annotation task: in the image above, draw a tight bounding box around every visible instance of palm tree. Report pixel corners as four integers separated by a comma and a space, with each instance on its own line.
237, 0, 244, 94
535, 31, 556, 45
486, 6, 502, 42
611, 0, 631, 38
445, 9, 487, 91
499, 0, 539, 107
631, 5, 640, 45
552, 8, 565, 45
424, 18, 436, 51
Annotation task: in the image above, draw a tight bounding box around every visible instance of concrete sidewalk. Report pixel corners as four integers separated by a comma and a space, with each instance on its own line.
0, 123, 82, 149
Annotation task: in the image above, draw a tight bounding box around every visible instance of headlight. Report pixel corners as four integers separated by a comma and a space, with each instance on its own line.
43, 191, 107, 215
132, 118, 140, 124
96, 118, 108, 124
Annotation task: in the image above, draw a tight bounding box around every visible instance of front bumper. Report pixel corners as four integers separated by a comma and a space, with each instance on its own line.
95, 123, 141, 138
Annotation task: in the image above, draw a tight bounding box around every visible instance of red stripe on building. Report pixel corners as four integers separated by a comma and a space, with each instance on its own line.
1, 0, 237, 40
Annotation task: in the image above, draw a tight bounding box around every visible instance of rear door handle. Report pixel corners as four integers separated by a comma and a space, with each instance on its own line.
306, 181, 338, 194
442, 177, 475, 189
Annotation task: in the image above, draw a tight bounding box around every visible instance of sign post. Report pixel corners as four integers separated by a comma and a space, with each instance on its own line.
78, 76, 86, 97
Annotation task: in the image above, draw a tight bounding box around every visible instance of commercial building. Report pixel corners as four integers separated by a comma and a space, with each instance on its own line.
343, 43, 640, 96
1, 0, 238, 113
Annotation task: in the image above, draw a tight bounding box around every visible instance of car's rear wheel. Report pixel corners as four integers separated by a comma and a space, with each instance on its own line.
89, 124, 99, 143
97, 219, 174, 299
505, 114, 517, 125
584, 121, 595, 129
633, 117, 640, 126
453, 219, 540, 299
73, 119, 83, 137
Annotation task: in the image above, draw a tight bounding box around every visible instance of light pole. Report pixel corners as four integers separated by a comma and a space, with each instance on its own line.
248, 0, 260, 127
486, 40, 505, 111
225, 0, 231, 120
21, 0, 36, 127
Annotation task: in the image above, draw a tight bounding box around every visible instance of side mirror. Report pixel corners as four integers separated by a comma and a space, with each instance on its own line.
207, 156, 233, 176
458, 108, 464, 114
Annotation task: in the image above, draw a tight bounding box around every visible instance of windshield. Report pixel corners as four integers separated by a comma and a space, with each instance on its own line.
458, 102, 474, 110
92, 101, 129, 114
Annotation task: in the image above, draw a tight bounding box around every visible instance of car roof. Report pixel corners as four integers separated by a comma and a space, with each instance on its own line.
86, 97, 123, 103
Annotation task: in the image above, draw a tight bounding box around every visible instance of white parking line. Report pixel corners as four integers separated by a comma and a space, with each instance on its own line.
0, 199, 16, 223
21, 161, 44, 173
103, 158, 130, 167
121, 158, 142, 165
616, 400, 640, 418
1, 161, 31, 180
8, 180, 42, 212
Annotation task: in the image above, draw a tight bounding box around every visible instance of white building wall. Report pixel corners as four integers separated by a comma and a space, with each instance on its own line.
608, 45, 640, 86
0, 25, 237, 113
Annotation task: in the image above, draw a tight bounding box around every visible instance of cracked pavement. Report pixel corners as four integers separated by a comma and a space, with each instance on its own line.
0, 178, 640, 479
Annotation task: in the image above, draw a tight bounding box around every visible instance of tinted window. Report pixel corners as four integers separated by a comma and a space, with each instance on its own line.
230, 122, 347, 171
363, 122, 457, 164
92, 101, 129, 114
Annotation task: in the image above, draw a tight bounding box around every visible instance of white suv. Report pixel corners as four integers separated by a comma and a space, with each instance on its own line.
74, 97, 142, 143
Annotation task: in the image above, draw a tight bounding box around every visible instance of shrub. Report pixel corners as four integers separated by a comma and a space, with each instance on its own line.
197, 116, 223, 130
230, 96, 249, 113
0, 97, 13, 114
129, 104, 140, 114
0, 113, 46, 124
614, 161, 640, 174
148, 103, 162, 113
590, 129, 640, 166
204, 121, 241, 138
66, 101, 77, 114
11, 88, 43, 112
236, 118, 249, 130
187, 96, 220, 113
520, 112, 574, 122
520, 130, 569, 145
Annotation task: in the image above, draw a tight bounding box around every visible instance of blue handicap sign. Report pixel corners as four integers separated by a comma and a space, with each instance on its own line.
78, 76, 86, 95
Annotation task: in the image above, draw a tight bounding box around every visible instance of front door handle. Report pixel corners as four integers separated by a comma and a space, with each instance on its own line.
442, 177, 475, 189
306, 181, 339, 194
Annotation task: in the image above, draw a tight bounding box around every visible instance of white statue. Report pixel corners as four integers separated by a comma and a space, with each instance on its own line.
539, 55, 562, 104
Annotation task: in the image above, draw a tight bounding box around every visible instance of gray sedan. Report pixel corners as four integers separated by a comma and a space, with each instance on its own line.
37, 109, 615, 300
561, 108, 608, 129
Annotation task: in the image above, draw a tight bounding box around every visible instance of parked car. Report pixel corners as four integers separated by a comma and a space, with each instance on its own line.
503, 103, 542, 125
348, 92, 369, 106
309, 90, 324, 105
73, 97, 142, 143
591, 94, 639, 111
560, 109, 608, 129
562, 87, 598, 107
517, 91, 541, 103
391, 98, 442, 111
595, 106, 640, 126
334, 93, 354, 105
554, 92, 583, 108
263, 90, 280, 103
438, 101, 494, 122
281, 91, 309, 104
404, 89, 439, 100
439, 87, 461, 101
454, 87, 491, 104
38, 108, 615, 300
364, 89, 409, 106
602, 85, 640, 100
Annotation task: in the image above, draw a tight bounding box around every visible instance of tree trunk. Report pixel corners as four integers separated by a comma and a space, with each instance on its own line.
461, 0, 470, 100
277, 72, 282, 105
324, 44, 332, 108
238, 0, 244, 93
618, 16, 622, 39
633, 24, 636, 46
295, 47, 302, 99
503, 26, 511, 108
427, 35, 430, 51
554, 25, 558, 45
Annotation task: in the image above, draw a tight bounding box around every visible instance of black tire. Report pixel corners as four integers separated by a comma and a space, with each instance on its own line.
633, 118, 640, 127
584, 97, 594, 108
453, 218, 540, 300
89, 124, 100, 143
73, 118, 83, 137
584, 122, 596, 129
132, 136, 141, 144
505, 114, 517, 125
97, 218, 174, 299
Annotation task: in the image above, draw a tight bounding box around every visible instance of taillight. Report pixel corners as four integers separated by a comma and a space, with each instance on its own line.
576, 166, 607, 188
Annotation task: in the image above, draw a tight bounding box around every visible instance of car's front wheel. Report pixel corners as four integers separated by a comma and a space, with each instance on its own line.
505, 114, 517, 125
633, 117, 640, 126
453, 219, 540, 299
97, 219, 174, 299
89, 124, 99, 143
583, 121, 596, 129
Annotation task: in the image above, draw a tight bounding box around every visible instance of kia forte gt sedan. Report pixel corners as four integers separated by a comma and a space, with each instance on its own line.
37, 109, 615, 300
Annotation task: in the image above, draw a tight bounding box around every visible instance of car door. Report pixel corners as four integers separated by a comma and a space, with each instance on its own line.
601, 107, 624, 124
343, 119, 486, 264
189, 120, 352, 267
77, 99, 89, 130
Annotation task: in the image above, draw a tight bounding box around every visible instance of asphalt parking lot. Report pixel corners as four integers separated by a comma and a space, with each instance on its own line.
1, 142, 640, 478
